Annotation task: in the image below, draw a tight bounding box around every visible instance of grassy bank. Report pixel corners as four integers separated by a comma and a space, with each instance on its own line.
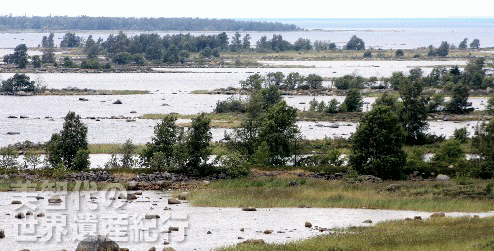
188, 176, 494, 212
218, 216, 494, 251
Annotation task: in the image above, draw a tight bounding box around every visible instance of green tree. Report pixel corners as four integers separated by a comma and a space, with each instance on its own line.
121, 139, 137, 168
256, 100, 299, 165
46, 112, 89, 170
230, 32, 242, 52
1, 73, 36, 94
0, 146, 19, 169
304, 74, 323, 89
349, 106, 407, 180
4, 44, 28, 67
427, 93, 445, 113
284, 72, 304, 90
41, 33, 55, 63
63, 57, 75, 68
333, 74, 365, 90
387, 72, 407, 90
462, 57, 485, 89
141, 115, 179, 167
340, 89, 363, 112
459, 38, 468, 50
256, 85, 282, 110
345, 35, 365, 50
240, 73, 263, 89
453, 127, 469, 143
470, 39, 480, 49
178, 113, 212, 175
231, 87, 295, 164
373, 92, 400, 111
264, 72, 285, 88
85, 35, 100, 60
399, 78, 429, 145
60, 32, 82, 48
430, 41, 449, 57
242, 34, 251, 50
446, 84, 469, 114
293, 38, 312, 51
395, 49, 404, 57
486, 96, 494, 113
32, 55, 41, 68
326, 98, 340, 113
42, 33, 55, 48
433, 140, 465, 164
472, 119, 494, 178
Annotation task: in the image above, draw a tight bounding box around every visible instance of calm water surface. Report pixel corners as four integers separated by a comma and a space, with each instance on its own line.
1, 190, 492, 251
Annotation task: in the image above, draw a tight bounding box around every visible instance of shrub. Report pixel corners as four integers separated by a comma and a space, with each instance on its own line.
395, 49, 404, 57
214, 96, 247, 113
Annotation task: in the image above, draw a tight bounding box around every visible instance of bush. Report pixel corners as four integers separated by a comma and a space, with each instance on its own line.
453, 127, 469, 143
80, 59, 101, 69
214, 96, 246, 113
0, 146, 19, 169
213, 151, 250, 178
395, 49, 404, 57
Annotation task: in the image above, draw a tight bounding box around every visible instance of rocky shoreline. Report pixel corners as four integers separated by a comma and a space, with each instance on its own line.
0, 170, 351, 191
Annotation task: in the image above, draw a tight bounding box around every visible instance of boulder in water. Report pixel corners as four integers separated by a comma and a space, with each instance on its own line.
75, 235, 119, 251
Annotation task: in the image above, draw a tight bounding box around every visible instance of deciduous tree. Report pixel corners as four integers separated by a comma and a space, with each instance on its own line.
349, 106, 406, 180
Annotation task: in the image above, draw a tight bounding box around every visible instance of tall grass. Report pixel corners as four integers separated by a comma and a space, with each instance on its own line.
218, 216, 494, 251
189, 177, 494, 212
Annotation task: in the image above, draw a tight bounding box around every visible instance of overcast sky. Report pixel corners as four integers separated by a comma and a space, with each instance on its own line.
1, 0, 493, 19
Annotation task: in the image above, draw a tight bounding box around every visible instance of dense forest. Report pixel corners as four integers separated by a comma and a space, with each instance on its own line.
0, 16, 301, 31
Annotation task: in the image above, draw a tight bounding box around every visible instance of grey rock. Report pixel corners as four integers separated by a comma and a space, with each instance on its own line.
126, 193, 138, 200
168, 198, 181, 205
48, 196, 62, 204
75, 235, 119, 251
436, 174, 450, 181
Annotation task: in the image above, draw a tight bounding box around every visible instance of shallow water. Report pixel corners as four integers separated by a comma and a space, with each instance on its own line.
0, 64, 489, 147
1, 190, 492, 251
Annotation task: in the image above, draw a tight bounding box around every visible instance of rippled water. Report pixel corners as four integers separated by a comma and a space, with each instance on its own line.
1, 191, 492, 251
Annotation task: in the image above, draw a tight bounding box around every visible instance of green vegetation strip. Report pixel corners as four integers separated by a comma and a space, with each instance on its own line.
218, 216, 494, 251
189, 177, 494, 212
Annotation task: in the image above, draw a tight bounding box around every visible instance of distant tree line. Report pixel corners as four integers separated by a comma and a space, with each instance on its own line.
0, 16, 301, 31
2, 33, 369, 68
